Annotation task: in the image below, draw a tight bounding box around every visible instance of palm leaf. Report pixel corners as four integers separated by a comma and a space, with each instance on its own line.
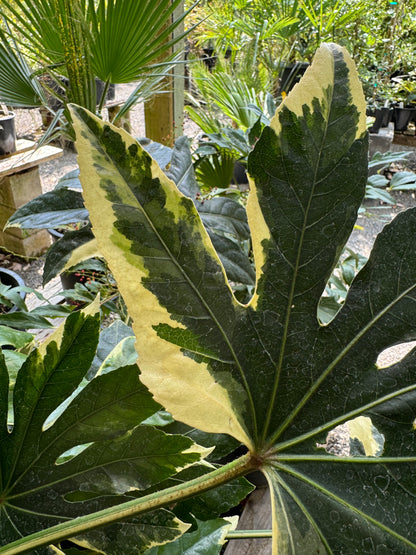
0, 27, 43, 107
190, 60, 261, 130
0, 0, 65, 65
87, 0, 198, 83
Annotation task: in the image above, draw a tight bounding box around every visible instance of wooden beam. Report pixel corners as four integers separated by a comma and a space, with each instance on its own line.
144, 1, 185, 146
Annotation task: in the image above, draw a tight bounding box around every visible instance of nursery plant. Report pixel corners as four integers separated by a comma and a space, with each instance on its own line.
6, 138, 255, 302
0, 0, 196, 140
3, 43, 416, 554
365, 150, 416, 207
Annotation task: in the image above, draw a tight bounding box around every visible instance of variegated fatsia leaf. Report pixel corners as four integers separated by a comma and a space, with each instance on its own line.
71, 44, 416, 553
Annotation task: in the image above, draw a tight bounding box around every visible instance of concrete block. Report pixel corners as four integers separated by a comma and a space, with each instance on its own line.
369, 124, 394, 157
0, 228, 51, 258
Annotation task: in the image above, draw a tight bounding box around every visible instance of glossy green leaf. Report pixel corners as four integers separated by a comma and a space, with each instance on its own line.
367, 150, 409, 169
163, 421, 240, 461
0, 301, 71, 331
367, 174, 389, 188
167, 137, 250, 242
88, 320, 136, 378
167, 136, 254, 286
74, 510, 190, 555
42, 227, 97, 286
0, 312, 55, 330
316, 295, 341, 324
0, 326, 33, 349
145, 517, 236, 555
55, 169, 82, 190
389, 170, 416, 191
143, 141, 173, 173
72, 42, 367, 445
198, 199, 250, 242
366, 177, 395, 204
94, 336, 137, 377
72, 43, 416, 553
165, 137, 195, 197
6, 189, 88, 230
72, 106, 252, 446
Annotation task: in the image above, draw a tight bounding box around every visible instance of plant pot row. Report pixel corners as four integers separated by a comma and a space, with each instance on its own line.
367, 104, 416, 134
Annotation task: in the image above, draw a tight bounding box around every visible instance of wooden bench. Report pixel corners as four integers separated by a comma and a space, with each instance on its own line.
0, 139, 62, 257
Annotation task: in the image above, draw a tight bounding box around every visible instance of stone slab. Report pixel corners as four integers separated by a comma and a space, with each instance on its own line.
0, 167, 42, 209
0, 228, 51, 258
369, 124, 394, 157
0, 141, 62, 178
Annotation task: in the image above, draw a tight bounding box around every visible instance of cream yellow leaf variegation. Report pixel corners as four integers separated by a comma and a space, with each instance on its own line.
61, 238, 100, 275
70, 106, 252, 448
8, 40, 416, 555
270, 43, 367, 137
247, 44, 367, 311
70, 42, 369, 454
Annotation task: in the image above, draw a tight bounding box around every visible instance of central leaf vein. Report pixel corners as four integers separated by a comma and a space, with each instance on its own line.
262, 87, 334, 442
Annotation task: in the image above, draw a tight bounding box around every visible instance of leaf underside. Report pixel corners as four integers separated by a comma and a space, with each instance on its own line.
72, 44, 416, 553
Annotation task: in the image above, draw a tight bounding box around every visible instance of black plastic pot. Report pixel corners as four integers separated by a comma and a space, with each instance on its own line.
41, 77, 116, 124
0, 268, 25, 314
233, 162, 248, 186
48, 228, 64, 243
279, 61, 309, 94
381, 107, 394, 127
0, 112, 16, 156
47, 229, 78, 289
60, 271, 84, 290
367, 108, 384, 134
201, 47, 232, 71
47, 229, 103, 291
394, 106, 416, 132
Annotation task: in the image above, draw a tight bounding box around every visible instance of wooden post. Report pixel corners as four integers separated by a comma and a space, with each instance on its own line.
224, 487, 272, 555
144, 1, 185, 146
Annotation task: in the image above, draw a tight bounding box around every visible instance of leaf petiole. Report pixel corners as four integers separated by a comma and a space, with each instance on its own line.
0, 453, 254, 555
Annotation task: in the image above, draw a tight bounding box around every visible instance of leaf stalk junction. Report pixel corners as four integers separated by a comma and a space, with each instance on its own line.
0, 452, 258, 554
